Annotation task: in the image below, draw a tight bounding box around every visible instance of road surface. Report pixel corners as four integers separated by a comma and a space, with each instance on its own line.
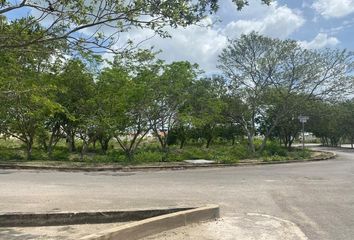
0, 147, 353, 239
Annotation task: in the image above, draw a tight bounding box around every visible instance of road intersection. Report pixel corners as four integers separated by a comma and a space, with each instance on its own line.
0, 147, 353, 239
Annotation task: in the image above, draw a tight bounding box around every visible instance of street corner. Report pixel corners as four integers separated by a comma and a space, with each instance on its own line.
144, 213, 308, 240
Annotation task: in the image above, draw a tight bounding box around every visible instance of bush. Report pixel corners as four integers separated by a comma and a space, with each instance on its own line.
29, 148, 47, 160
133, 151, 163, 163
170, 146, 215, 161
228, 144, 250, 159
216, 155, 240, 164
167, 144, 250, 163
0, 138, 313, 164
0, 147, 24, 161
262, 141, 288, 157
288, 149, 311, 159
100, 150, 126, 162
50, 148, 70, 161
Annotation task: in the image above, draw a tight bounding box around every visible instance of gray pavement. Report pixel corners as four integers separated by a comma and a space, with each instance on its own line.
0, 147, 353, 239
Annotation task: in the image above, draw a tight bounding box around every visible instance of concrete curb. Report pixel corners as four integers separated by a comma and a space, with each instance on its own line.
0, 151, 336, 173
261, 151, 336, 165
80, 205, 220, 240
0, 207, 193, 227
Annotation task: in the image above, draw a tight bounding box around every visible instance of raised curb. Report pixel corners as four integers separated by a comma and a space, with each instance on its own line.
0, 207, 193, 227
261, 151, 336, 165
80, 205, 220, 240
0, 151, 336, 172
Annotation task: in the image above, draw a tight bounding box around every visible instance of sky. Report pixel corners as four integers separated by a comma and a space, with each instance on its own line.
4, 0, 354, 74
101, 0, 354, 74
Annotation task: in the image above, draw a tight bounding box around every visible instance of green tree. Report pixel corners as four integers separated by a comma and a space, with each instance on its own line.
0, 51, 63, 159
0, 0, 271, 52
260, 92, 313, 150
94, 68, 127, 153
218, 32, 354, 153
98, 50, 159, 160
341, 99, 354, 148
148, 61, 198, 159
55, 59, 95, 156
187, 77, 225, 148
308, 101, 343, 147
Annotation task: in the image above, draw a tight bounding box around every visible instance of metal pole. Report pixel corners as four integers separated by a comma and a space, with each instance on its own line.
302, 121, 305, 151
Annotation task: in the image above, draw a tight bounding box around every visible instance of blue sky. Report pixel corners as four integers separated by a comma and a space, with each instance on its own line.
113, 0, 354, 73
4, 0, 354, 73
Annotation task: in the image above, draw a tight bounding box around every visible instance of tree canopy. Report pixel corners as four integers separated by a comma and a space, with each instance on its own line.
0, 0, 271, 53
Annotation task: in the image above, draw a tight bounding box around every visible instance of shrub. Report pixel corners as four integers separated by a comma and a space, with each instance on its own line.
50, 149, 70, 161
262, 141, 288, 157
0, 148, 24, 161
288, 149, 311, 159
229, 144, 250, 159
103, 150, 127, 162
133, 151, 163, 163
29, 148, 47, 160
217, 155, 240, 164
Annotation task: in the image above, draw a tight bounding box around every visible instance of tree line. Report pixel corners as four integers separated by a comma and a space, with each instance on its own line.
0, 31, 353, 160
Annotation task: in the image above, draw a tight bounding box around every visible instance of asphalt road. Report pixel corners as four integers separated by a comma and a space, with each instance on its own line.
0, 147, 353, 239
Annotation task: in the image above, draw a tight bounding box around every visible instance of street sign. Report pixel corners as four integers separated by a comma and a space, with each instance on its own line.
298, 115, 309, 123
298, 115, 309, 151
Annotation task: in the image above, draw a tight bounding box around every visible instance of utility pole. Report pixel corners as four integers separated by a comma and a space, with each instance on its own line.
298, 115, 309, 151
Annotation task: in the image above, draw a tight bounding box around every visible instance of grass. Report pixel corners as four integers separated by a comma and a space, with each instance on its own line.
0, 138, 313, 165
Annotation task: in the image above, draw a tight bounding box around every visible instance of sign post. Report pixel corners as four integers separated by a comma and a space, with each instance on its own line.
298, 116, 309, 151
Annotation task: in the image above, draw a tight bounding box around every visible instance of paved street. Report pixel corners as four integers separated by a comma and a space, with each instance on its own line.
0, 147, 353, 239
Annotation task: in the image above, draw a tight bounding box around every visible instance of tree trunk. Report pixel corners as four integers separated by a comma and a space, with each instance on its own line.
41, 139, 48, 152
206, 137, 212, 148
283, 135, 289, 149
25, 138, 33, 160
247, 133, 255, 153
67, 132, 76, 152
124, 149, 134, 161
71, 133, 76, 151
100, 138, 110, 153
47, 145, 53, 158
80, 141, 88, 160
47, 132, 55, 158
258, 136, 268, 153
161, 146, 169, 161
258, 123, 278, 153
179, 139, 185, 149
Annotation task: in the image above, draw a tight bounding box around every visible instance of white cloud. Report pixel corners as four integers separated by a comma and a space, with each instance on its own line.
104, 1, 305, 73
223, 2, 305, 39
299, 33, 340, 49
104, 17, 228, 72
312, 0, 354, 18
153, 20, 227, 72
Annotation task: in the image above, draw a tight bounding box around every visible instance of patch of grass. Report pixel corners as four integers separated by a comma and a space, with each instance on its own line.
288, 149, 311, 159
133, 151, 163, 163
167, 144, 249, 163
0, 138, 314, 165
262, 141, 288, 157
263, 146, 311, 162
